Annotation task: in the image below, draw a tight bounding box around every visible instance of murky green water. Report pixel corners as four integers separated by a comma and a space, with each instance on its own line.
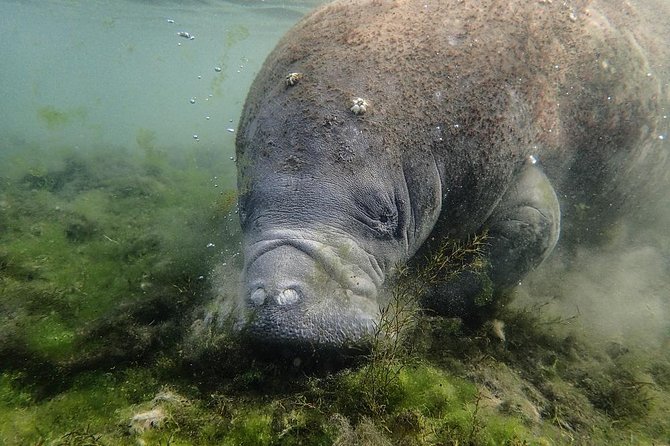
0, 0, 669, 445
0, 0, 323, 153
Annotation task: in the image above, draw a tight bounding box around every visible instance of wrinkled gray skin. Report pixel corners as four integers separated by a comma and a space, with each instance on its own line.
234, 0, 669, 349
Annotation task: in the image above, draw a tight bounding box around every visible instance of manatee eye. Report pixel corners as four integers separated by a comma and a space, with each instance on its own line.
353, 189, 402, 240
369, 210, 399, 239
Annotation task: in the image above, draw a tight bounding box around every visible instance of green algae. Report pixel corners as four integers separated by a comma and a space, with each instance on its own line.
36, 105, 88, 130
209, 25, 250, 97
0, 143, 237, 373
135, 127, 158, 153
1, 313, 669, 445
0, 143, 669, 445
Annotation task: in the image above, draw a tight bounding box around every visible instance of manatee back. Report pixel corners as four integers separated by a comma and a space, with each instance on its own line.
541, 0, 669, 238
237, 0, 669, 239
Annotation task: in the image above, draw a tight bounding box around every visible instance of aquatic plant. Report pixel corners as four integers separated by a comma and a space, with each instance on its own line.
1, 143, 668, 445
356, 233, 490, 416
0, 144, 238, 379
36, 105, 88, 130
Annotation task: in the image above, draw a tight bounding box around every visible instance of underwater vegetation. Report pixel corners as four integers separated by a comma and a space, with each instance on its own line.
0, 145, 668, 445
0, 144, 238, 391
36, 106, 89, 131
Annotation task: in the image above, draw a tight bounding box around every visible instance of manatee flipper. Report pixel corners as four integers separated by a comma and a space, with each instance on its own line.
485, 162, 561, 288
422, 162, 560, 318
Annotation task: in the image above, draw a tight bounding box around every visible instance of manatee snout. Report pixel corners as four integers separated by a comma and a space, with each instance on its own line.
245, 245, 315, 308
239, 235, 383, 349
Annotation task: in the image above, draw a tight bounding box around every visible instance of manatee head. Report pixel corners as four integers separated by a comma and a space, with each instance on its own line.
234, 93, 441, 350
231, 0, 460, 351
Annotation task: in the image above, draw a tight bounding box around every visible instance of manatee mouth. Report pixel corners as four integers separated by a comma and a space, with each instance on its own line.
238, 231, 384, 349
243, 292, 379, 350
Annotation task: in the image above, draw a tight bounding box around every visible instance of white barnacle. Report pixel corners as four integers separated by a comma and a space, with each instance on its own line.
285, 72, 304, 87
350, 97, 369, 115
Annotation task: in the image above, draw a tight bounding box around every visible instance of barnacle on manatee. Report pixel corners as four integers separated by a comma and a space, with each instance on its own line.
285, 72, 304, 87
350, 97, 369, 115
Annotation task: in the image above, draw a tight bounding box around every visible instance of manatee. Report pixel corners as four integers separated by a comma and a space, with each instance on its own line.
234, 0, 669, 350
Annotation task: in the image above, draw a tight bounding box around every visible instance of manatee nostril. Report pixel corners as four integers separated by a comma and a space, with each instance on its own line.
250, 288, 267, 306
275, 288, 301, 305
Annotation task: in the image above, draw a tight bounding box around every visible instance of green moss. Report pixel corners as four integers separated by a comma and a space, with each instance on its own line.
649, 360, 670, 389
24, 317, 76, 359
136, 127, 157, 152
0, 371, 126, 445
479, 416, 535, 445
36, 105, 87, 130
223, 409, 272, 446
271, 407, 333, 446
1, 142, 668, 446
0, 373, 33, 408
330, 362, 544, 445
395, 365, 477, 416
0, 144, 237, 369
577, 365, 652, 421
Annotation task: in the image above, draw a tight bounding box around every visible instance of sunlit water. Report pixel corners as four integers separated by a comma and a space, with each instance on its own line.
0, 0, 323, 156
